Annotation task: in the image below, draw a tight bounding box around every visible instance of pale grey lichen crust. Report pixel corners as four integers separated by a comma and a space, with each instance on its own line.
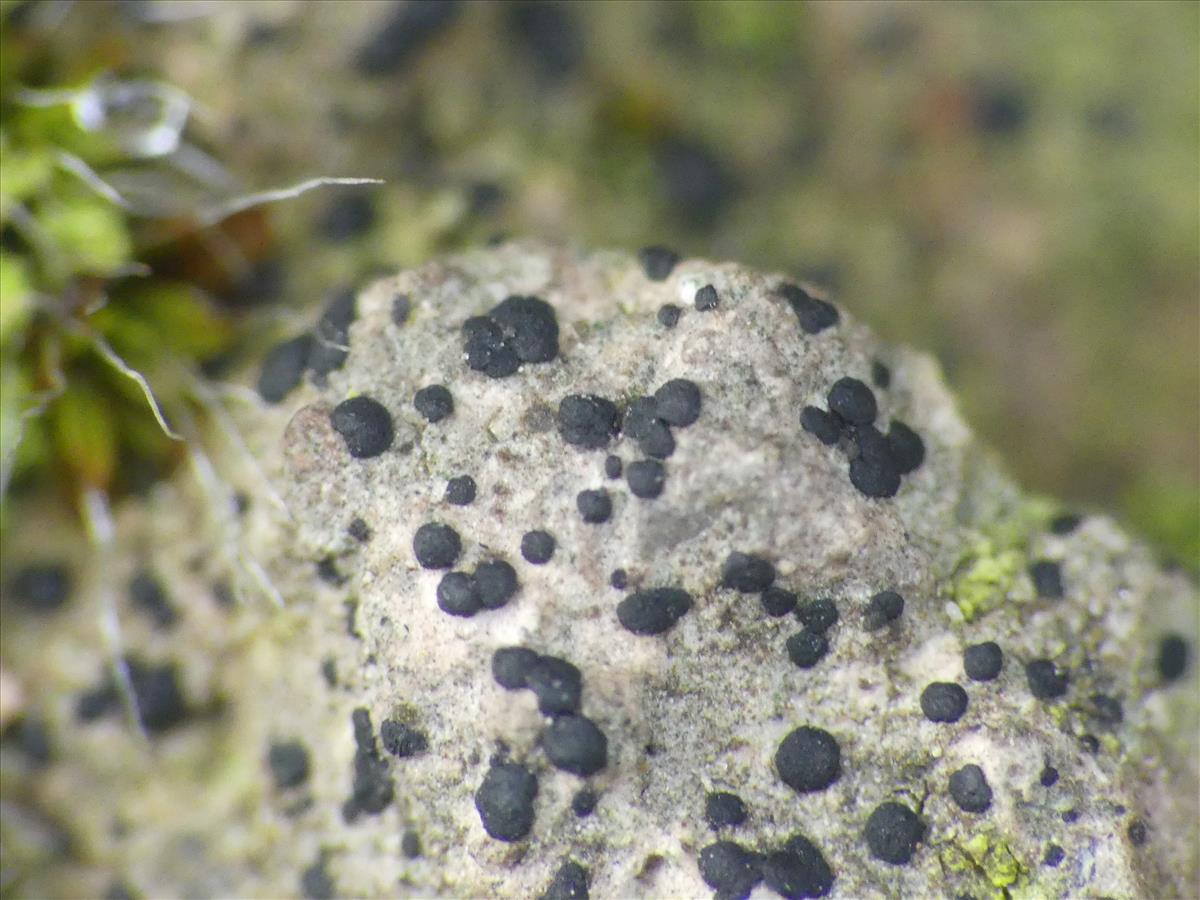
1, 240, 1196, 899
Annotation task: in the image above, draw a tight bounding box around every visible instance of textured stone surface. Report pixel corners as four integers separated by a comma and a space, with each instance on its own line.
1, 241, 1196, 898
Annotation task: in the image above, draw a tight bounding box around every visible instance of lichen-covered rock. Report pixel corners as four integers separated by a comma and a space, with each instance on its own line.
1, 241, 1196, 899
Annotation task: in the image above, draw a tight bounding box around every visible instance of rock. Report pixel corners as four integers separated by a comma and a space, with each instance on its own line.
0, 240, 1195, 898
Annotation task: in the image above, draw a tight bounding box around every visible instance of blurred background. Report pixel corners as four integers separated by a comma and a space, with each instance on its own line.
2, 0, 1197, 563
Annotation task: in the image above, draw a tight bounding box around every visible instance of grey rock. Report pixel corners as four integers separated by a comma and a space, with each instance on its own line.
1, 240, 1195, 898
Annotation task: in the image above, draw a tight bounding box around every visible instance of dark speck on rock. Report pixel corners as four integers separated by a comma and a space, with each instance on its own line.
657, 304, 682, 327
887, 421, 925, 473
489, 295, 560, 364
445, 475, 476, 506
610, 569, 627, 590
800, 406, 842, 446
475, 560, 519, 609
654, 378, 701, 426
627, 459, 666, 499
798, 598, 838, 634
638, 245, 680, 281
436, 571, 481, 617
786, 630, 829, 669
576, 489, 612, 524
722, 552, 775, 593
391, 293, 411, 327
694, 284, 720, 311
865, 801, 925, 865
492, 646, 539, 691
344, 710, 393, 820
348, 517, 371, 543
920, 682, 968, 723
380, 720, 428, 758
1039, 765, 1059, 787
330, 396, 394, 458
9, 562, 72, 613
871, 360, 891, 389
557, 394, 620, 449
402, 830, 421, 859
300, 855, 335, 900
414, 384, 454, 423
761, 586, 798, 618
527, 655, 582, 715
571, 788, 597, 817
828, 377, 877, 426
543, 715, 608, 776
521, 530, 556, 564
617, 587, 692, 635
412, 523, 461, 569
1026, 658, 1069, 700
463, 316, 520, 378
1089, 693, 1123, 726
948, 764, 992, 813
1158, 633, 1189, 682
705, 791, 748, 830
848, 432, 901, 498
268, 740, 310, 789
1030, 560, 1064, 598
623, 397, 675, 459
779, 283, 839, 334
604, 454, 623, 479
1043, 844, 1065, 867
541, 860, 590, 900
761, 834, 835, 899
775, 726, 841, 793
864, 590, 904, 630
698, 841, 763, 900
257, 333, 313, 403
964, 641, 1003, 681
475, 762, 538, 842
1128, 819, 1148, 847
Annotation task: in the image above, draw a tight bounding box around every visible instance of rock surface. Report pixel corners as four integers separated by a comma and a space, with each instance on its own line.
1, 240, 1196, 899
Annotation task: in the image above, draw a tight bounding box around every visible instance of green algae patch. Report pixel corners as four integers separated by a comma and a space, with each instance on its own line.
945, 832, 1029, 897
952, 540, 1026, 622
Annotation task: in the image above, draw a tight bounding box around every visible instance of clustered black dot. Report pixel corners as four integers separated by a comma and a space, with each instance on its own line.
540, 860, 590, 900
694, 283, 719, 311
257, 290, 357, 404
800, 376, 925, 499
778, 282, 839, 334
963, 641, 1003, 681
617, 587, 693, 635
482, 646, 608, 840
463, 295, 560, 378
920, 682, 969, 723
343, 708, 393, 821
1029, 559, 1065, 598
436, 559, 519, 618
414, 384, 454, 422
948, 764, 992, 813
330, 396, 394, 458
638, 245, 680, 281
521, 529, 556, 564
865, 801, 925, 865
699, 831, 834, 900
445, 475, 476, 506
